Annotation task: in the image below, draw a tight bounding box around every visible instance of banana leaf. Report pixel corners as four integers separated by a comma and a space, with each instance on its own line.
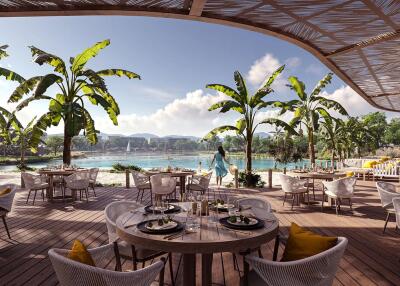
233, 71, 248, 100
97, 69, 140, 80
0, 68, 25, 83
29, 46, 67, 76
72, 39, 110, 72
310, 73, 333, 97
206, 84, 243, 105
288, 76, 307, 101
203, 125, 238, 140
8, 76, 43, 103
35, 74, 62, 97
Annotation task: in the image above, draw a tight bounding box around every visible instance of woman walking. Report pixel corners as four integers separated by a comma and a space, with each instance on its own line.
211, 146, 230, 186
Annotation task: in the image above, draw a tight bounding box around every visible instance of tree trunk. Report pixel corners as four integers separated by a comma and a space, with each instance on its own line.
63, 136, 72, 165
331, 151, 335, 170
20, 145, 25, 170
245, 134, 252, 174
308, 129, 315, 165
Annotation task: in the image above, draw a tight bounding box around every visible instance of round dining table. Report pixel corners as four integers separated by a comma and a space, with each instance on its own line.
38, 169, 80, 202
116, 202, 279, 286
288, 170, 347, 180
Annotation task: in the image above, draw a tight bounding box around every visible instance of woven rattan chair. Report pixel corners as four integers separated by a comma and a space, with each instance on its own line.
0, 184, 17, 239
104, 201, 175, 285
186, 171, 212, 199
322, 177, 357, 215
89, 168, 99, 197
279, 174, 309, 210
150, 174, 176, 202
22, 172, 49, 205
376, 182, 400, 233
244, 237, 348, 286
393, 198, 400, 232
64, 170, 90, 202
131, 170, 151, 203
48, 243, 165, 286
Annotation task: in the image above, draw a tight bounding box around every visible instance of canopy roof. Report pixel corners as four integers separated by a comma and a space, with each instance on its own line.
1, 0, 399, 111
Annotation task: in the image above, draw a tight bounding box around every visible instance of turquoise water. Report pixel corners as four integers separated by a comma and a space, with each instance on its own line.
0, 153, 327, 171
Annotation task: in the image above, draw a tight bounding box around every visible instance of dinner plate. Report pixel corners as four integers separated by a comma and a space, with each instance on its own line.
209, 203, 234, 212
219, 216, 264, 230
144, 204, 181, 214
227, 216, 258, 226
137, 219, 184, 234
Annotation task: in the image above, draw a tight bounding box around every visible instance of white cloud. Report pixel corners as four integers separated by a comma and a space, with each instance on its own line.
137, 86, 176, 101
93, 89, 235, 137
320, 85, 380, 117
246, 53, 299, 93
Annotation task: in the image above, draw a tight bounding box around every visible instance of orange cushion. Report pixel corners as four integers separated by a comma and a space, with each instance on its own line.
0, 188, 11, 196
67, 240, 95, 266
281, 223, 337, 262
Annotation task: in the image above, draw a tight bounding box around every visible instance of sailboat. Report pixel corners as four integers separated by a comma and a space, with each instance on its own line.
126, 140, 131, 152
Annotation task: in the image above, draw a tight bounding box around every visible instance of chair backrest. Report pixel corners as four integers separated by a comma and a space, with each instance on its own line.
199, 171, 212, 189
104, 201, 142, 243
64, 170, 90, 189
0, 184, 17, 212
48, 245, 163, 286
376, 182, 400, 208
246, 237, 348, 286
89, 168, 99, 182
236, 197, 271, 219
393, 198, 400, 228
130, 170, 149, 187
278, 174, 301, 193
21, 173, 44, 189
324, 177, 357, 196
150, 174, 176, 195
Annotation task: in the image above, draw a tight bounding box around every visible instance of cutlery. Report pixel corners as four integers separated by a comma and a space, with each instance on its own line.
124, 223, 138, 229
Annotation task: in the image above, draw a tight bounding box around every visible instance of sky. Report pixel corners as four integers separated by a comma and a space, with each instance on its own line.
0, 15, 396, 137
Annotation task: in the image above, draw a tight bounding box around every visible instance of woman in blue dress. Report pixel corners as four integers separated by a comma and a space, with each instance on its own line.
211, 146, 230, 186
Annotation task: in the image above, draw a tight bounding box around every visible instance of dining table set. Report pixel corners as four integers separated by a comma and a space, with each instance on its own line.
116, 196, 279, 286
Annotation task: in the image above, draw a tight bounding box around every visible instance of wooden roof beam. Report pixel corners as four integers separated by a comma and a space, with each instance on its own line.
326, 30, 400, 58
372, 92, 400, 98
189, 0, 207, 17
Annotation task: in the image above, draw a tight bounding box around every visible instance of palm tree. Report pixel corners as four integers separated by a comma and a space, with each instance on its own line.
7, 39, 140, 165
273, 73, 348, 165
204, 67, 297, 176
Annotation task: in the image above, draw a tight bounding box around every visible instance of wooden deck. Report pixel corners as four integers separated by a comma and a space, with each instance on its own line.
0, 180, 399, 286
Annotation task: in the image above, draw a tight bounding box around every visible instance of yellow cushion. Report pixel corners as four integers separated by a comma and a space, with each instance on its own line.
0, 188, 11, 196
281, 223, 338, 262
362, 161, 377, 168
67, 240, 95, 266
346, 171, 355, 177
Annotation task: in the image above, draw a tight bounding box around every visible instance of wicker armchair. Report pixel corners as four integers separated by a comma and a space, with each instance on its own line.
150, 174, 176, 202
278, 174, 309, 210
89, 168, 99, 197
0, 184, 17, 239
322, 177, 357, 215
21, 172, 49, 205
104, 201, 174, 284
244, 237, 348, 286
64, 170, 90, 202
131, 170, 151, 203
393, 198, 400, 232
48, 243, 165, 286
376, 182, 400, 233
186, 171, 212, 198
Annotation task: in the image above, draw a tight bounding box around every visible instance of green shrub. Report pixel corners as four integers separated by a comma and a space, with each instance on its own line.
238, 171, 265, 188
111, 163, 142, 172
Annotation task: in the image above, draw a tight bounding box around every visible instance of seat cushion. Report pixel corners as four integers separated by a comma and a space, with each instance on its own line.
0, 188, 11, 196
325, 190, 353, 199
67, 240, 95, 266
281, 223, 337, 262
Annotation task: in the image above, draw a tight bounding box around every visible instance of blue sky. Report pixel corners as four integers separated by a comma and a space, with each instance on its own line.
0, 16, 390, 136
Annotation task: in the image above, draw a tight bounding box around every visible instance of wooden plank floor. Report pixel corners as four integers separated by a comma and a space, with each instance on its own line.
0, 179, 399, 286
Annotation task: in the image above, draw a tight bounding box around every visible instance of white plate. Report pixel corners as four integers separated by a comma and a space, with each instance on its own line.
227, 216, 258, 226
149, 205, 175, 212
217, 203, 234, 209
146, 220, 178, 230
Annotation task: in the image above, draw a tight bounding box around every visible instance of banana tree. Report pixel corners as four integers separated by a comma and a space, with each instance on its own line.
8, 116, 37, 170
319, 117, 346, 169
204, 67, 298, 176
7, 39, 140, 165
272, 73, 348, 164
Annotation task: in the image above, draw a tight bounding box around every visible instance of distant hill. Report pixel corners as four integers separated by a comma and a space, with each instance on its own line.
255, 132, 271, 138
164, 135, 201, 141
129, 133, 159, 139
